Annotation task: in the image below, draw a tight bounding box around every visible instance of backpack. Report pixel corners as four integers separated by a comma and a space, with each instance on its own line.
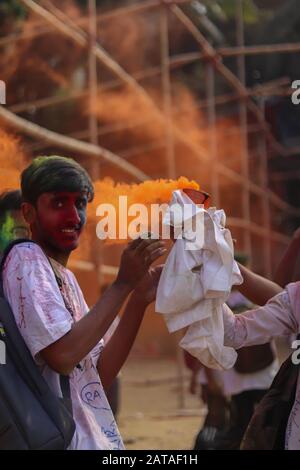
240, 336, 300, 450
0, 239, 76, 449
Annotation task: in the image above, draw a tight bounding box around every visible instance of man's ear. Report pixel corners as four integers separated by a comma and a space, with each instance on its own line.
22, 202, 36, 225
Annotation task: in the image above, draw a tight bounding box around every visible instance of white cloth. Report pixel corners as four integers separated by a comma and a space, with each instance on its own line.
198, 359, 278, 396
2, 242, 124, 450
156, 190, 243, 369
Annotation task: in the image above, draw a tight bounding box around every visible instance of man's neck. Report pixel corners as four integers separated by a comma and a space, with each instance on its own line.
34, 240, 70, 267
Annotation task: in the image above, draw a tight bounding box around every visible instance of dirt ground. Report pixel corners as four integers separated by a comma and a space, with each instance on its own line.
117, 358, 206, 450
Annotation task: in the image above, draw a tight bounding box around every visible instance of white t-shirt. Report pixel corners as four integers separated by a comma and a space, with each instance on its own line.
2, 242, 124, 450
197, 359, 278, 396
222, 284, 300, 450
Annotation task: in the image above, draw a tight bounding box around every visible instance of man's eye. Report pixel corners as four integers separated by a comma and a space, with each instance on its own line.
77, 200, 87, 210
55, 201, 63, 208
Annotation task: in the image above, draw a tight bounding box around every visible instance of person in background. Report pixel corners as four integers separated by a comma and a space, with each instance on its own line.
0, 189, 30, 258
274, 227, 300, 288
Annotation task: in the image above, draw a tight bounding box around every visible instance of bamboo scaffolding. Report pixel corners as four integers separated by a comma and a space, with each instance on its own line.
24, 135, 300, 221
8, 74, 290, 116
18, 0, 213, 168
19, 0, 292, 172
0, 105, 148, 181
1, 2, 298, 247
227, 218, 290, 245
3, 0, 300, 59
0, 1, 185, 49
169, 6, 286, 158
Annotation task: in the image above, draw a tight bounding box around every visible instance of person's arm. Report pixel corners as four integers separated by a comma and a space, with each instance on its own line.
274, 228, 300, 287
223, 288, 297, 351
98, 266, 163, 390
189, 361, 202, 395
98, 292, 147, 390
237, 263, 282, 305
204, 367, 224, 397
40, 239, 166, 375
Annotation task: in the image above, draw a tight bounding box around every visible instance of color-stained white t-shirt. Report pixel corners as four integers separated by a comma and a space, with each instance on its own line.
222, 283, 300, 450
2, 242, 124, 450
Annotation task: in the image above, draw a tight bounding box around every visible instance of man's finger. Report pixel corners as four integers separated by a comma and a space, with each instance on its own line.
135, 238, 164, 255
127, 236, 143, 250
142, 241, 165, 256
145, 247, 167, 267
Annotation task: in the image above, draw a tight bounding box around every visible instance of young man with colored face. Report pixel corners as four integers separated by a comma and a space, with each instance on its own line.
0, 189, 30, 257
2, 156, 166, 450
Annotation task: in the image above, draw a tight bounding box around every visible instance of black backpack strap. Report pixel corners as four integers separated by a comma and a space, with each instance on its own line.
0, 238, 35, 298
59, 375, 73, 415
0, 238, 73, 415
0, 238, 37, 276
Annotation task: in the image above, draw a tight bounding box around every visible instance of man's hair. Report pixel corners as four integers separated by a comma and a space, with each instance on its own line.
21, 156, 94, 205
0, 190, 22, 221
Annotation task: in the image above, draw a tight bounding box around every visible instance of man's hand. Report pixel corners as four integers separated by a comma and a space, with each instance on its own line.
116, 238, 166, 290
133, 265, 164, 305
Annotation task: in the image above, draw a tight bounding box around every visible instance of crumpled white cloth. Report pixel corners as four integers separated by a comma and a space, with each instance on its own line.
155, 190, 243, 369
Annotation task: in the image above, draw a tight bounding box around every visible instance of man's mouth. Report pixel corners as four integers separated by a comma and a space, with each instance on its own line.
61, 226, 80, 234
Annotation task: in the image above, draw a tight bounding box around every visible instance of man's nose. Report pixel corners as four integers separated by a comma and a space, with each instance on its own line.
67, 205, 81, 225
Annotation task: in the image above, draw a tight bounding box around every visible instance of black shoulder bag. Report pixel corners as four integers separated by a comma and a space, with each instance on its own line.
241, 336, 300, 450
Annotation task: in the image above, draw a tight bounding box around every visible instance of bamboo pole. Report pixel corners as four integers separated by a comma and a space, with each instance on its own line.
258, 98, 272, 277
205, 62, 219, 206
88, 0, 99, 149
160, 4, 176, 179
227, 218, 290, 245
0, 105, 148, 181
86, 0, 101, 182
87, 0, 103, 290
236, 0, 252, 265
218, 42, 300, 57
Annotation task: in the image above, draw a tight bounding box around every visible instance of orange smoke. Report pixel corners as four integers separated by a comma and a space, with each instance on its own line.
0, 129, 26, 191
88, 176, 200, 243
91, 176, 199, 209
